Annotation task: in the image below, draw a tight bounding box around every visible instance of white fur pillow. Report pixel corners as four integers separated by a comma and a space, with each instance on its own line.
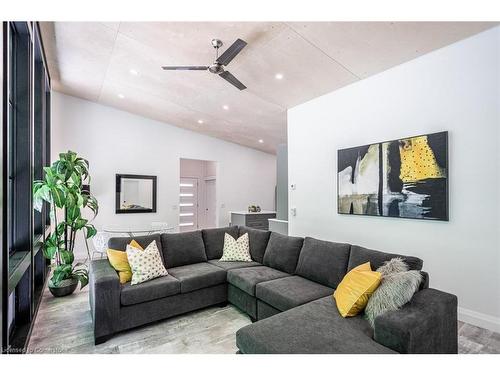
365, 257, 422, 327
126, 240, 168, 285
219, 233, 252, 262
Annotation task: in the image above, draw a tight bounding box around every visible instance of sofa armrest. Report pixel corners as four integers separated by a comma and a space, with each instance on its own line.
373, 288, 458, 354
89, 259, 121, 344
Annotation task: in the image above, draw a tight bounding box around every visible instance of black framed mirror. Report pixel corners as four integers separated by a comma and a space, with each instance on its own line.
115, 174, 157, 214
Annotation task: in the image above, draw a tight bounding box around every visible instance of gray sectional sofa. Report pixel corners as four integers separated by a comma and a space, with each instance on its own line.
89, 226, 458, 353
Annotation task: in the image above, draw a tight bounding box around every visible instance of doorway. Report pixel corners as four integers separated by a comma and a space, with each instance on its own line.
179, 158, 217, 232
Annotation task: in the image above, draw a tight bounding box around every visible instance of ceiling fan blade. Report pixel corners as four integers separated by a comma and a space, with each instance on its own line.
161, 66, 208, 71
216, 39, 247, 66
219, 71, 246, 90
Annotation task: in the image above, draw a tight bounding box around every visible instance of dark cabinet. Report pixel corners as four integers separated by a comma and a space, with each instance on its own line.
230, 211, 276, 231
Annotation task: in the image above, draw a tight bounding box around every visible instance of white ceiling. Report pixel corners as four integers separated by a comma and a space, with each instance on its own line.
40, 22, 496, 154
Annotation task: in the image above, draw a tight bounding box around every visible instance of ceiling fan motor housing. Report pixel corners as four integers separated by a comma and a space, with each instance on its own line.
208, 63, 224, 74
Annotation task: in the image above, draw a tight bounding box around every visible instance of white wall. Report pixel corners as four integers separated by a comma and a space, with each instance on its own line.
288, 27, 500, 331
51, 92, 276, 258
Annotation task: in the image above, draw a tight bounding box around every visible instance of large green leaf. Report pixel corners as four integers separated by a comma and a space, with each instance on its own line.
43, 167, 57, 187
72, 267, 89, 290
59, 250, 75, 265
42, 244, 58, 260
65, 190, 76, 208
51, 186, 66, 208
55, 222, 66, 236
67, 205, 81, 222
85, 194, 99, 218
74, 217, 88, 230
51, 264, 73, 286
34, 184, 53, 212
85, 224, 97, 239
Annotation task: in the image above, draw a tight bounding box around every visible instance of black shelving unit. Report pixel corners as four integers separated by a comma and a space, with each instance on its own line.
1, 21, 51, 354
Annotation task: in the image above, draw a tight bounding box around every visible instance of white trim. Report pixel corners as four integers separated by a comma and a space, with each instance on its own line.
268, 218, 288, 223
458, 307, 500, 333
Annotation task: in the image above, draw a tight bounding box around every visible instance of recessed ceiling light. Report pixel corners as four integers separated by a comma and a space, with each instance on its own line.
275, 73, 284, 80
258, 139, 264, 144
117, 93, 125, 99
197, 119, 204, 124
222, 105, 229, 110
129, 69, 139, 76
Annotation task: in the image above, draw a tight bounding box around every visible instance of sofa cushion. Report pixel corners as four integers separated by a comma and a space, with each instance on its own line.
256, 275, 334, 312
202, 226, 239, 260
120, 275, 180, 306
238, 226, 271, 263
168, 262, 226, 293
208, 259, 261, 271
227, 266, 290, 296
108, 234, 163, 257
263, 232, 304, 274
348, 245, 423, 271
295, 237, 350, 289
236, 296, 396, 354
161, 231, 207, 268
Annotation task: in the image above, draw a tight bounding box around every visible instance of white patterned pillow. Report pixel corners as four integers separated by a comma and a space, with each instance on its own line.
126, 240, 168, 285
219, 233, 252, 262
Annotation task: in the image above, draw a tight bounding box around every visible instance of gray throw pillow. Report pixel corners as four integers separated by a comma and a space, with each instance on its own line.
365, 258, 422, 327
377, 257, 408, 275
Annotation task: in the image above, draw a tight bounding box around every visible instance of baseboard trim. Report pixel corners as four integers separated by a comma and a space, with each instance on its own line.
458, 307, 500, 333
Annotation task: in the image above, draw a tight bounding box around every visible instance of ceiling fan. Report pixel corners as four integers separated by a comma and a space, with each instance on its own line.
161, 38, 248, 90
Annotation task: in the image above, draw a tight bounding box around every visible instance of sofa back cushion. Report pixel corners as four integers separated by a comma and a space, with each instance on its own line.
295, 237, 351, 289
108, 234, 162, 257
202, 226, 239, 260
160, 230, 207, 268
263, 232, 304, 274
348, 245, 423, 271
238, 226, 271, 263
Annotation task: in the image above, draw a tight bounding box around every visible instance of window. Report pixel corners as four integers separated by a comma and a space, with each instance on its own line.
2, 21, 51, 353
7, 22, 32, 260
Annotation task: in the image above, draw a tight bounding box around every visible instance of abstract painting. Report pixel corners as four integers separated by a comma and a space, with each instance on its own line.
337, 131, 448, 221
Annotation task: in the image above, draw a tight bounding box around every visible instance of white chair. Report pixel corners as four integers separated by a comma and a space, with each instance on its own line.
91, 231, 111, 259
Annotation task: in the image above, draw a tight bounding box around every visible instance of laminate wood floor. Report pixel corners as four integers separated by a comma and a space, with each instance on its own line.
27, 286, 500, 354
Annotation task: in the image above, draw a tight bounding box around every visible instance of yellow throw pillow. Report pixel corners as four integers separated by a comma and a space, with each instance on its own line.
333, 262, 381, 317
129, 240, 143, 250
106, 240, 144, 284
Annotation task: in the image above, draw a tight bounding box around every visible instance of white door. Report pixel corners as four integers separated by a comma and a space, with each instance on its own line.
204, 178, 216, 228
179, 178, 198, 232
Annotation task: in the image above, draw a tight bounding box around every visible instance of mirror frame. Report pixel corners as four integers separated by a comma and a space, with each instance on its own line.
115, 174, 157, 214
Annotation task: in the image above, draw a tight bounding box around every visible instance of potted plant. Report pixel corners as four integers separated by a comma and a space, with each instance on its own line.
33, 150, 99, 297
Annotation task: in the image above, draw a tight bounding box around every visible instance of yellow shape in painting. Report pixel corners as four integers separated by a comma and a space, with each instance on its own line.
399, 136, 445, 182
